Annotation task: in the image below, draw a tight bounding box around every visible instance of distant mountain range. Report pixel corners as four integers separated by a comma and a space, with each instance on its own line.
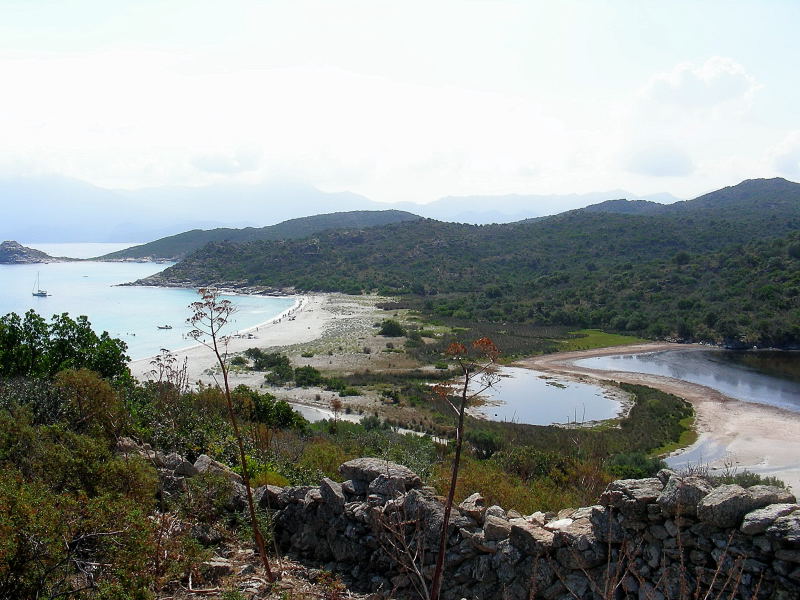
0, 174, 681, 242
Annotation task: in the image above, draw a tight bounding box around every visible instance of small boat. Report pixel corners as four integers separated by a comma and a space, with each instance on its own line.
32, 273, 48, 297
157, 325, 173, 330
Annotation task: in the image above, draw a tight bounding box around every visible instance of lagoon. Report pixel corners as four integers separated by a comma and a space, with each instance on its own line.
1, 244, 296, 360
575, 349, 800, 412
472, 366, 621, 425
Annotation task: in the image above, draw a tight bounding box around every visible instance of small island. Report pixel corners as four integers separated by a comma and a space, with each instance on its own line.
0, 240, 70, 264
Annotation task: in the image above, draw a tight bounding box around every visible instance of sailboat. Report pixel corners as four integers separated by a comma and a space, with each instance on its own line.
32, 272, 48, 297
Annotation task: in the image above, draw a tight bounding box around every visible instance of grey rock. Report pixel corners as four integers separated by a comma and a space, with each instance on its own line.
600, 478, 664, 517
162, 451, 186, 470
698, 484, 792, 528
657, 475, 713, 517
193, 454, 243, 484
255, 484, 285, 509
509, 520, 554, 555
368, 473, 407, 496
320, 477, 346, 511
173, 460, 199, 477
459, 492, 486, 523
279, 485, 314, 506
339, 458, 422, 489
485, 505, 506, 520
748, 485, 796, 506
741, 504, 799, 535
767, 512, 800, 546
483, 515, 511, 541
657, 468, 678, 485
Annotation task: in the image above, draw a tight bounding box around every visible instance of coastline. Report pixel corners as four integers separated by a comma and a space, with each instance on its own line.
515, 343, 800, 491
129, 293, 318, 383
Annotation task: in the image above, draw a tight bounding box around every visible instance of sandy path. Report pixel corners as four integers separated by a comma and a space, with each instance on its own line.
515, 343, 800, 492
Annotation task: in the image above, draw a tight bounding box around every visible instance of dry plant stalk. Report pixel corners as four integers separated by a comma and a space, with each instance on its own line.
187, 288, 277, 582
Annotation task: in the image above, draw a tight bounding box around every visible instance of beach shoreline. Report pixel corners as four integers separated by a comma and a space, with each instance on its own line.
515, 343, 800, 491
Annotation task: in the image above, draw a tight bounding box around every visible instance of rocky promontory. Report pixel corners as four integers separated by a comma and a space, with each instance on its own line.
0, 240, 70, 264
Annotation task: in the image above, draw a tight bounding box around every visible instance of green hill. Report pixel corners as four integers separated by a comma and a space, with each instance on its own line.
97, 209, 421, 261
138, 178, 800, 347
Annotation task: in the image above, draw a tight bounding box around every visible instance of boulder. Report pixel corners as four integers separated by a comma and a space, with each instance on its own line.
657, 475, 714, 517
459, 492, 486, 523
767, 512, 800, 546
173, 460, 199, 477
320, 478, 346, 512
368, 473, 407, 497
255, 484, 285, 509
339, 458, 422, 489
193, 454, 243, 484
698, 484, 795, 528
600, 478, 664, 517
484, 515, 512, 541
741, 504, 799, 535
509, 519, 554, 556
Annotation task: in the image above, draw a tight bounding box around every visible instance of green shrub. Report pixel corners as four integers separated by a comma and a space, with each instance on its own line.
378, 319, 405, 337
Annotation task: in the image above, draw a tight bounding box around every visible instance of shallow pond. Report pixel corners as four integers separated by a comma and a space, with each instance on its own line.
470, 366, 622, 425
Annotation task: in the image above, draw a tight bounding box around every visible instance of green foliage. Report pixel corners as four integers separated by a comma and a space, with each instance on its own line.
294, 365, 324, 387
232, 385, 307, 431
0, 412, 158, 598
606, 452, 666, 479
101, 209, 421, 261
155, 180, 800, 347
378, 318, 405, 337
0, 310, 130, 380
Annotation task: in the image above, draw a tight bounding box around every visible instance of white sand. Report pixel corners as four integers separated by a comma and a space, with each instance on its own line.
129, 294, 328, 384
516, 343, 800, 492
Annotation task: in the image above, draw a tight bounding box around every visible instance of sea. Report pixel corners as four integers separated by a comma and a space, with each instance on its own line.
1, 243, 296, 360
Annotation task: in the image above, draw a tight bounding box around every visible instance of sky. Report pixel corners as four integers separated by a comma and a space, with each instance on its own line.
1, 0, 799, 204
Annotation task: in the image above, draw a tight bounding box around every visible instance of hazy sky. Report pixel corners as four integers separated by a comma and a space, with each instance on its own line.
1, 0, 799, 203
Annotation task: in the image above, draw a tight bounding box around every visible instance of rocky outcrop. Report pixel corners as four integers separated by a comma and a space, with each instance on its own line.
115, 441, 800, 600
0, 240, 67, 264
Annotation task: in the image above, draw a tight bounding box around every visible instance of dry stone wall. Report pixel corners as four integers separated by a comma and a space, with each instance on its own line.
116, 440, 800, 600
266, 458, 800, 600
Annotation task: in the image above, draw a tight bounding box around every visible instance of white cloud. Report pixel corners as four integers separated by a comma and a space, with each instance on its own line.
642, 57, 759, 110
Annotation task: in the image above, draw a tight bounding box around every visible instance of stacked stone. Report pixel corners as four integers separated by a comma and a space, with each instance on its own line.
114, 441, 800, 600
269, 460, 800, 600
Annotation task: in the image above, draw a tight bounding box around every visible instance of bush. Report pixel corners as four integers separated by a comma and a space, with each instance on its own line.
378, 319, 405, 337
606, 452, 666, 479
294, 366, 324, 387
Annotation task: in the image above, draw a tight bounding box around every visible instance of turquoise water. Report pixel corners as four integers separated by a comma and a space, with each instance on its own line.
473, 366, 621, 425
0, 245, 296, 360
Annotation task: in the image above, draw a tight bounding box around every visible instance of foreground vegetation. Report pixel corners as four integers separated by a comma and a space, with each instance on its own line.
1, 307, 788, 598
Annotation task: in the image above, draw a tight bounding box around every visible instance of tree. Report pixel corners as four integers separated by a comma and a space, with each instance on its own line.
187, 288, 277, 582
429, 337, 500, 600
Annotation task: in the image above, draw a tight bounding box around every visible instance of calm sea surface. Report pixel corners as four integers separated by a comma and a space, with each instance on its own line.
575, 349, 800, 412
473, 366, 620, 425
2, 244, 295, 360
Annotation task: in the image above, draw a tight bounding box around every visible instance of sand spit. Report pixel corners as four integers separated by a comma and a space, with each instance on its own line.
515, 343, 800, 491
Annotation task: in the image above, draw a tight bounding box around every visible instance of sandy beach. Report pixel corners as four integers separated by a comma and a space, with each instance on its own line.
129, 292, 413, 420
515, 343, 800, 491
